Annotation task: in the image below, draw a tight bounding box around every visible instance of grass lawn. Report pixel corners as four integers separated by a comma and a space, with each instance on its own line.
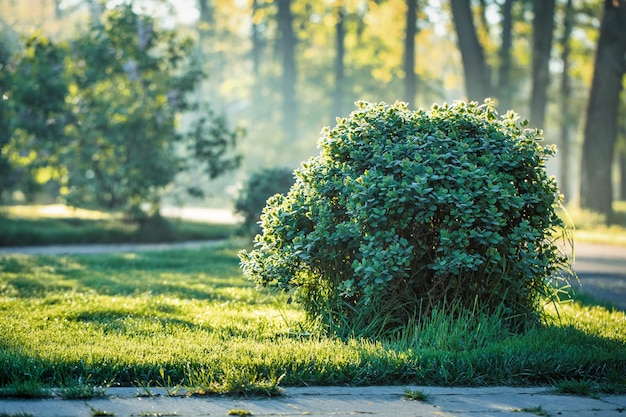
1, 240, 625, 397
0, 205, 237, 247
562, 201, 626, 246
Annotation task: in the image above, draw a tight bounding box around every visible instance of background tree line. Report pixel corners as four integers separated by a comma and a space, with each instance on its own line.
1, 0, 625, 222
1, 2, 242, 220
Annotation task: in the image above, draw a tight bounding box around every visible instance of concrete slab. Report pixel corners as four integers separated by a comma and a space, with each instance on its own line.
1, 386, 625, 417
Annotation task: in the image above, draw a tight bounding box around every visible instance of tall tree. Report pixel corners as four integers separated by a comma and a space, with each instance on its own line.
617, 94, 626, 201
619, 149, 626, 201
53, 0, 63, 18
476, 0, 491, 39
530, 0, 556, 129
250, 0, 266, 124
581, 0, 626, 221
559, 0, 574, 203
276, 0, 297, 141
198, 0, 214, 26
334, 2, 346, 119
403, 0, 417, 106
497, 0, 513, 111
197, 0, 214, 52
251, 0, 263, 78
196, 0, 217, 64
450, 0, 491, 101
56, 5, 241, 218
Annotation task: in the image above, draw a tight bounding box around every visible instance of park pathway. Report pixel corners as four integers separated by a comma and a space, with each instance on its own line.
571, 242, 626, 310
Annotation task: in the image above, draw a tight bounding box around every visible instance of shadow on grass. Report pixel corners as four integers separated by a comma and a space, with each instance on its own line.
0, 246, 247, 301
1, 243, 624, 393
0, 312, 624, 391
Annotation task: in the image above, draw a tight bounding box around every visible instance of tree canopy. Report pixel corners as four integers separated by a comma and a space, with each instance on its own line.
1, 3, 242, 218
1, 0, 624, 220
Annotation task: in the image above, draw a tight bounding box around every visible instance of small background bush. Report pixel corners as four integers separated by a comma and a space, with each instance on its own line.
234, 167, 295, 235
240, 100, 573, 338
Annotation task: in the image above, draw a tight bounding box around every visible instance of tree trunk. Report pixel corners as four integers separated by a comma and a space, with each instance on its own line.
477, 0, 491, 39
333, 4, 346, 120
53, 0, 63, 18
251, 0, 262, 78
198, 0, 213, 26
196, 0, 218, 101
403, 0, 417, 106
581, 0, 626, 221
196, 0, 214, 54
616, 121, 626, 201
620, 148, 626, 201
87, 0, 102, 22
251, 0, 264, 122
497, 0, 513, 111
559, 0, 574, 203
450, 0, 491, 101
530, 0, 556, 129
277, 0, 297, 141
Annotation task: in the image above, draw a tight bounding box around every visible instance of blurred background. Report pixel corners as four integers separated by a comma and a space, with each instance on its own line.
1, 0, 624, 224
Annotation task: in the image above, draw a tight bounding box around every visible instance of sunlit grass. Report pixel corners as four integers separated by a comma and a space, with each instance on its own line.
0, 242, 624, 395
558, 201, 626, 246
0, 204, 237, 246
3, 204, 118, 220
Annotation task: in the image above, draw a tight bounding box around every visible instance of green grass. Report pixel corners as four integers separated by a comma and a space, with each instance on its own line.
60, 380, 107, 399
553, 379, 600, 398
0, 205, 236, 246
0, 241, 624, 396
513, 406, 550, 416
560, 201, 626, 246
404, 388, 429, 401
88, 407, 116, 417
0, 381, 49, 399
227, 409, 253, 416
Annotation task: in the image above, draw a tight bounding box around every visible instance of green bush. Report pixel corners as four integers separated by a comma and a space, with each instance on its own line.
234, 168, 295, 235
239, 100, 573, 338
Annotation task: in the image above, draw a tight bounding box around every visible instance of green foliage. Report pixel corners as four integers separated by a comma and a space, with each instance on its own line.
186, 105, 243, 184
0, 33, 69, 201
234, 168, 295, 235
0, 37, 13, 201
240, 100, 573, 337
10, 35, 68, 141
1, 5, 242, 219
61, 5, 215, 217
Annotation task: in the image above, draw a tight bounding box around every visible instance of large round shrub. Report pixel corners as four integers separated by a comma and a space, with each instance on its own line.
240, 100, 572, 337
